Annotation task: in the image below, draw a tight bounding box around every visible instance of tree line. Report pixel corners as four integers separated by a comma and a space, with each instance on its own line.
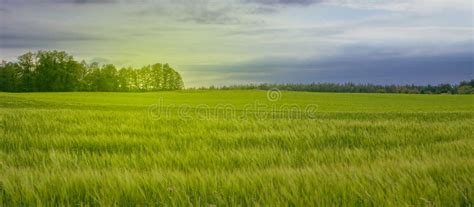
192, 80, 474, 94
0, 50, 184, 92
1, 50, 472, 94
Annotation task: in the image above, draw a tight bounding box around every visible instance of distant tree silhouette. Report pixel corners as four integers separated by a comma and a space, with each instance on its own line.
457, 80, 474, 94
191, 81, 474, 94
0, 50, 185, 92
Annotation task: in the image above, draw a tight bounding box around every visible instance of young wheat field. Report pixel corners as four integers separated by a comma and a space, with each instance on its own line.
0, 91, 473, 206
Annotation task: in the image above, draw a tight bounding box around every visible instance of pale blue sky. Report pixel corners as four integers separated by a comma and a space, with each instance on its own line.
0, 0, 472, 86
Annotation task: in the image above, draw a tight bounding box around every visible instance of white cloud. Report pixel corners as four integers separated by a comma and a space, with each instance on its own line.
334, 27, 473, 45
328, 0, 473, 13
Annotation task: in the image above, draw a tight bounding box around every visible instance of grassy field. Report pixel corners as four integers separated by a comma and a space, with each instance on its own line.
0, 91, 473, 206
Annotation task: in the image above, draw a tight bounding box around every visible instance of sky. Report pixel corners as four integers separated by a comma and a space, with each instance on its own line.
0, 0, 473, 87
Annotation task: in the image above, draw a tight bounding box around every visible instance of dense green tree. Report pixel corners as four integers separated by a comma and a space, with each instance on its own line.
83, 62, 101, 91
17, 52, 37, 92
438, 84, 453, 94
458, 85, 474, 94
99, 64, 119, 92
162, 64, 183, 90
138, 65, 152, 91
34, 50, 81, 92
117, 67, 131, 92
0, 62, 21, 92
0, 50, 184, 92
76, 61, 89, 91
170, 70, 184, 90
151, 64, 163, 90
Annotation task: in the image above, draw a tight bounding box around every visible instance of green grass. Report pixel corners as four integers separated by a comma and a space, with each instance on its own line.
0, 91, 473, 206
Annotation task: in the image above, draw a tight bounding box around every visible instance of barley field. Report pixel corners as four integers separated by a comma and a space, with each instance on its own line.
0, 91, 473, 206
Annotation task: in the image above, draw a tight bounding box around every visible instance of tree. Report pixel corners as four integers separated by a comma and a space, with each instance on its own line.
161, 64, 183, 90
83, 62, 101, 91
117, 68, 131, 92
0, 50, 186, 92
459, 80, 474, 88
17, 52, 37, 92
438, 84, 453, 94
99, 64, 119, 92
76, 61, 89, 91
138, 65, 152, 91
151, 63, 163, 90
170, 70, 184, 90
34, 50, 81, 92
0, 62, 21, 92
458, 85, 474, 94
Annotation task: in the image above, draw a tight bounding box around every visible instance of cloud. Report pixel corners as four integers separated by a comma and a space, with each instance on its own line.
0, 0, 117, 4
174, 1, 243, 24
0, 30, 104, 49
328, 0, 473, 13
3, 0, 471, 13
123, 0, 279, 25
73, 0, 114, 3
12, 0, 324, 6
1, 0, 471, 87
54, 0, 115, 3
246, 0, 323, 6
184, 42, 474, 86
180, 11, 239, 24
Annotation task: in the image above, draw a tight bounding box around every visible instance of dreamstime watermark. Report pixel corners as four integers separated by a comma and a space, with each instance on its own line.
148, 89, 319, 121
267, 88, 282, 102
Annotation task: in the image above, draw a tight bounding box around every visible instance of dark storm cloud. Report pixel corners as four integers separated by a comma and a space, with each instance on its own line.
286, 51, 473, 85
186, 43, 474, 85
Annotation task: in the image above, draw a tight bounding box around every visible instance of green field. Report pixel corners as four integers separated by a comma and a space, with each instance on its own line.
0, 91, 473, 206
